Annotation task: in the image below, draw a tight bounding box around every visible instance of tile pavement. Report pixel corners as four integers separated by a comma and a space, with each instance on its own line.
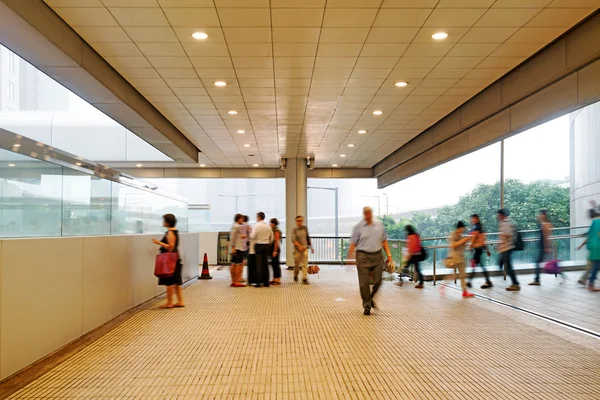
8, 267, 600, 399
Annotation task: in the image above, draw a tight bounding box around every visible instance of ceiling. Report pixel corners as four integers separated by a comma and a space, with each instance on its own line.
43, 0, 598, 169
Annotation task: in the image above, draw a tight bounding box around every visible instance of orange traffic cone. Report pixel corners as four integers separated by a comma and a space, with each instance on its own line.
199, 253, 213, 280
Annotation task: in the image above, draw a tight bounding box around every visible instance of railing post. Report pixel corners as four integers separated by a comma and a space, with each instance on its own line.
433, 248, 436, 286
341, 238, 344, 265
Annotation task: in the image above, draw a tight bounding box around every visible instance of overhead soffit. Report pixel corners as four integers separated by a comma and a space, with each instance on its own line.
42, 0, 599, 169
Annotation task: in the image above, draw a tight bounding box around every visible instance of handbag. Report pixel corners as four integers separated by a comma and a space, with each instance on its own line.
307, 265, 320, 275
154, 252, 178, 278
544, 259, 561, 274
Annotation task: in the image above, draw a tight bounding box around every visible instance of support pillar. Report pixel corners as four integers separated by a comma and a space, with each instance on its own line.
285, 159, 307, 267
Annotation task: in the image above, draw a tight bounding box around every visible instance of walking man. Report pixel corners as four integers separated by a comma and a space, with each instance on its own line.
291, 215, 313, 285
497, 209, 520, 291
251, 212, 273, 287
348, 207, 392, 316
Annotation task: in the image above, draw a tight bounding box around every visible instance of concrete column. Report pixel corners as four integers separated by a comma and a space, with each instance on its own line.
285, 159, 307, 267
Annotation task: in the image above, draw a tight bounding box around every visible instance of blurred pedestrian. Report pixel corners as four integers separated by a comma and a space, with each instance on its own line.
270, 218, 282, 285
229, 214, 247, 287
251, 212, 273, 287
291, 215, 313, 285
497, 209, 520, 291
448, 221, 474, 298
153, 214, 184, 308
577, 206, 598, 285
348, 207, 392, 316
530, 209, 552, 286
585, 209, 600, 291
405, 225, 425, 289
468, 214, 492, 289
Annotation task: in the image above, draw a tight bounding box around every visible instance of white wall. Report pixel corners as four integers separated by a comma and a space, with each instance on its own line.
198, 232, 219, 265
0, 232, 199, 380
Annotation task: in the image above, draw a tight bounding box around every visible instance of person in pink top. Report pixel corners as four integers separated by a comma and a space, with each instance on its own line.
405, 225, 425, 289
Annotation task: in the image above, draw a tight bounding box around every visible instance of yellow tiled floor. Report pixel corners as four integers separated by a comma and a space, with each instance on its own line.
9, 267, 600, 399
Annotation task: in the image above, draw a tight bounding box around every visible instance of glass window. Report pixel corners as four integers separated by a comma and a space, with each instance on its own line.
110, 182, 144, 235
62, 170, 111, 236
0, 149, 62, 237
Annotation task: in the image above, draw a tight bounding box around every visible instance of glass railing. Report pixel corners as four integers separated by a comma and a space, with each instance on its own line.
0, 131, 188, 238
246, 227, 590, 274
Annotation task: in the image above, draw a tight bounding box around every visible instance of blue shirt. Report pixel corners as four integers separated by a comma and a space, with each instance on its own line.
350, 219, 388, 252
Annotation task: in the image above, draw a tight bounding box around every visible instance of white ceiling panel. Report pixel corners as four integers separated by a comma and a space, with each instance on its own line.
44, 0, 594, 168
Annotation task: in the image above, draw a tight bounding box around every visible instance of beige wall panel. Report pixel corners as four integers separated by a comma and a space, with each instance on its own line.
220, 169, 284, 179
566, 15, 600, 70
129, 235, 163, 305
0, 238, 83, 380
510, 73, 579, 134
429, 110, 462, 145
82, 236, 133, 334
466, 110, 511, 151
577, 58, 600, 105
179, 233, 200, 283
460, 83, 502, 128
502, 40, 567, 107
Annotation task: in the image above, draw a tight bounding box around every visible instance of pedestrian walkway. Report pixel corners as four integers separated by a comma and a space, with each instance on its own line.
6, 267, 600, 399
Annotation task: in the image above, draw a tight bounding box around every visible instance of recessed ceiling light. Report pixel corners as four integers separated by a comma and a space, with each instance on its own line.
332, 164, 338, 167
192, 32, 208, 40
358, 130, 367, 134
340, 154, 346, 158
373, 110, 383, 115
200, 164, 206, 167
228, 110, 238, 115
395, 81, 408, 87
432, 32, 448, 40
237, 130, 246, 134
75, 162, 82, 166
13, 144, 21, 148
243, 144, 250, 147
8, 164, 15, 167
214, 81, 227, 87
136, 164, 143, 167
253, 164, 259, 167
348, 144, 355, 147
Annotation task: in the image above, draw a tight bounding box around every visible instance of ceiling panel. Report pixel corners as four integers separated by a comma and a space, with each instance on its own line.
44, 1, 594, 168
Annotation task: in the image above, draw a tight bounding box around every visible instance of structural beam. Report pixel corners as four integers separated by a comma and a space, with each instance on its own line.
374, 10, 600, 188
0, 0, 199, 163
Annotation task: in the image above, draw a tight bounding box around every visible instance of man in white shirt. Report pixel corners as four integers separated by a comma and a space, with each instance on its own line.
250, 212, 273, 287
497, 209, 520, 291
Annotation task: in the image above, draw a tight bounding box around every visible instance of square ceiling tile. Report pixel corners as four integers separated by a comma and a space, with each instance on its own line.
351, 69, 392, 78
475, 8, 541, 27
214, 0, 269, 6
173, 27, 226, 42
274, 57, 316, 68
403, 43, 454, 57
158, 0, 215, 5
506, 27, 567, 43
54, 7, 119, 26
366, 28, 419, 43
490, 43, 544, 57
90, 42, 142, 57
427, 68, 470, 79
319, 28, 370, 43
163, 7, 220, 26
548, 0, 600, 7
124, 27, 178, 42
381, 0, 438, 6
101, 0, 158, 6
395, 57, 441, 69
437, 0, 494, 6
424, 9, 487, 27
360, 44, 408, 57
273, 28, 321, 42
437, 56, 483, 69
222, 28, 272, 42
233, 57, 274, 69
157, 68, 199, 79
373, 9, 432, 27
110, 7, 169, 26
106, 56, 152, 68
271, 0, 326, 7
317, 44, 364, 57
218, 9, 271, 26
323, 9, 379, 27
314, 57, 358, 68
411, 27, 469, 43
492, 0, 551, 7
137, 42, 186, 57
476, 56, 525, 69
274, 43, 318, 57
526, 8, 595, 27
190, 57, 233, 69
148, 56, 193, 68
355, 57, 399, 68
447, 43, 499, 56
388, 68, 431, 79
463, 68, 506, 79
272, 9, 324, 27
74, 26, 130, 42
460, 27, 519, 43
182, 43, 230, 56
228, 43, 273, 57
